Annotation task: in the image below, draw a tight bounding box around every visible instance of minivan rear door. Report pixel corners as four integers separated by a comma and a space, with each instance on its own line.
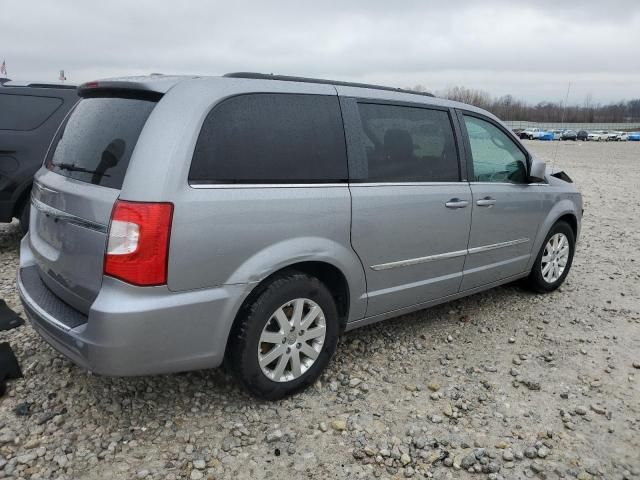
29, 93, 159, 314
341, 96, 472, 317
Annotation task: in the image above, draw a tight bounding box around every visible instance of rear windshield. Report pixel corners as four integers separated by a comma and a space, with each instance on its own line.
46, 96, 156, 189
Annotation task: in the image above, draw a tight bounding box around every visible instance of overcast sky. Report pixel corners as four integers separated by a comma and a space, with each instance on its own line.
1, 1, 638, 104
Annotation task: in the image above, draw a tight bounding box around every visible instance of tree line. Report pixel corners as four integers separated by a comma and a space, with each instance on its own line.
409, 85, 640, 123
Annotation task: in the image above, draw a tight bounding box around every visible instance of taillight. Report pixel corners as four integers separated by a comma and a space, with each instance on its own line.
104, 200, 174, 286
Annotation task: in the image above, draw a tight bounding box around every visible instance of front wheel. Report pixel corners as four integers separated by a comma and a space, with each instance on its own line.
227, 272, 340, 399
527, 221, 575, 292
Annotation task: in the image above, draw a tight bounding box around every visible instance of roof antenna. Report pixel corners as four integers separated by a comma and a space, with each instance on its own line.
552, 82, 571, 174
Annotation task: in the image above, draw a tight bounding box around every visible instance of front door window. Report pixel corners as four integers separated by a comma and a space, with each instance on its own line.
463, 115, 527, 183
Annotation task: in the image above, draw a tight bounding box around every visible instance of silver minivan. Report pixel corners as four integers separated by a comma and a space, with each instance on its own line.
18, 73, 582, 399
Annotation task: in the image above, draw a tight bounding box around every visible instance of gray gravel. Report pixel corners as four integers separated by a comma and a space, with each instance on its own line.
1, 141, 639, 479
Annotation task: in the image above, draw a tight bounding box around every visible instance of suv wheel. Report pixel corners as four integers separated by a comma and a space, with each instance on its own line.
527, 221, 575, 292
227, 272, 339, 399
18, 197, 30, 235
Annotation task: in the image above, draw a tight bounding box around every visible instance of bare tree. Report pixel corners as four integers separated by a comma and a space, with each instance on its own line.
427, 86, 639, 124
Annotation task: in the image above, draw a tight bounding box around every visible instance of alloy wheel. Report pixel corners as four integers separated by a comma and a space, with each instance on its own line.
257, 298, 327, 382
541, 233, 570, 283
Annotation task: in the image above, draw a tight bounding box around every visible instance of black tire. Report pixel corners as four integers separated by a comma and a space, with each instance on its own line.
227, 271, 340, 400
527, 221, 575, 293
18, 198, 30, 235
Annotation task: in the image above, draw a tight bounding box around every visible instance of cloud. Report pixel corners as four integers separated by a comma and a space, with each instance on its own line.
1, 0, 638, 103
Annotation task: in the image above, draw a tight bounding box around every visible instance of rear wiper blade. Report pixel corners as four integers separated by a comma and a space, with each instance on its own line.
51, 162, 110, 178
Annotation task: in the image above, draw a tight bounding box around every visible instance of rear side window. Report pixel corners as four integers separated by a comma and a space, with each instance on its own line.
0, 94, 63, 131
355, 103, 459, 182
46, 96, 156, 189
189, 93, 348, 184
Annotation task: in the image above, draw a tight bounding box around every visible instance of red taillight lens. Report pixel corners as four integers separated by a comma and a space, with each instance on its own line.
104, 200, 174, 286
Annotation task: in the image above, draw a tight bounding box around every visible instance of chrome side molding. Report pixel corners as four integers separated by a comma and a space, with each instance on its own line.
371, 238, 530, 271
467, 237, 530, 255
371, 249, 468, 271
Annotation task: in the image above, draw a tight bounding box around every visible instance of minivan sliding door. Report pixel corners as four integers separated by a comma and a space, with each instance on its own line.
341, 96, 472, 317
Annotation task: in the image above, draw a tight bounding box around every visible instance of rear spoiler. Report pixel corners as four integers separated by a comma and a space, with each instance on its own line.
78, 75, 196, 98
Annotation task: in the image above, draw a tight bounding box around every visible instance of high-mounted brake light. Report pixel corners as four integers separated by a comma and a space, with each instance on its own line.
104, 200, 174, 286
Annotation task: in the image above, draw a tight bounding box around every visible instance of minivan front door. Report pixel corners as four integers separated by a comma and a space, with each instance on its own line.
458, 112, 548, 291
343, 99, 472, 317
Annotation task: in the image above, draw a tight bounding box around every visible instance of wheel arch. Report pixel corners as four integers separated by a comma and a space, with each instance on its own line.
527, 201, 580, 272
556, 213, 578, 239
223, 259, 359, 362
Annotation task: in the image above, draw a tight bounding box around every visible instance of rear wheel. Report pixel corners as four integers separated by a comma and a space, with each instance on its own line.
527, 221, 575, 292
227, 272, 340, 399
18, 197, 30, 235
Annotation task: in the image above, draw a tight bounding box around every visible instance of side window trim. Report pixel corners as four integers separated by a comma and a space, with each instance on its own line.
448, 107, 468, 182
454, 109, 474, 182
455, 109, 531, 183
345, 98, 464, 183
338, 97, 368, 180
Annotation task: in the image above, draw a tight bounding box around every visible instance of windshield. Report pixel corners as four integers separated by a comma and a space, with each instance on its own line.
46, 96, 157, 189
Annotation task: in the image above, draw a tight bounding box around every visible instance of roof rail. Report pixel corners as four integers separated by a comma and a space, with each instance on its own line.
223, 72, 435, 98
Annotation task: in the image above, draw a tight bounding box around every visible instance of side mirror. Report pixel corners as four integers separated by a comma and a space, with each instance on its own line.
528, 158, 546, 183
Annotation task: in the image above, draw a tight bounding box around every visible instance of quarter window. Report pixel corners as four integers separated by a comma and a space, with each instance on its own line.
355, 103, 459, 182
463, 115, 527, 183
0, 94, 63, 131
189, 94, 348, 184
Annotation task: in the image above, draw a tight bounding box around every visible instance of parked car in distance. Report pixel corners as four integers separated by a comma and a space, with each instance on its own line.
577, 130, 589, 141
606, 131, 618, 141
628, 132, 640, 141
17, 73, 583, 399
587, 130, 608, 141
538, 131, 555, 141
605, 131, 628, 141
561, 130, 577, 141
551, 130, 563, 140
520, 127, 543, 140
0, 80, 78, 232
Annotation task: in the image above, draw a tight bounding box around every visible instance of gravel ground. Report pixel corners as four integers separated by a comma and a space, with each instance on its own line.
1, 141, 639, 480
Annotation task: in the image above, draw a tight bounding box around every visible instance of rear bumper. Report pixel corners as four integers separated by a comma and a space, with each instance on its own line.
18, 241, 251, 376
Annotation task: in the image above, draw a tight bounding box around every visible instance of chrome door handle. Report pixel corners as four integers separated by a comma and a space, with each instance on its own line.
476, 197, 496, 207
445, 199, 469, 209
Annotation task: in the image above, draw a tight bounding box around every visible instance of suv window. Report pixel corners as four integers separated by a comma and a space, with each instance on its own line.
189, 94, 348, 184
46, 96, 157, 189
463, 115, 527, 183
356, 103, 459, 182
0, 94, 63, 131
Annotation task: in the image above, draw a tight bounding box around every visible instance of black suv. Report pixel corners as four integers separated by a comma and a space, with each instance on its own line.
0, 80, 78, 232
576, 130, 589, 141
